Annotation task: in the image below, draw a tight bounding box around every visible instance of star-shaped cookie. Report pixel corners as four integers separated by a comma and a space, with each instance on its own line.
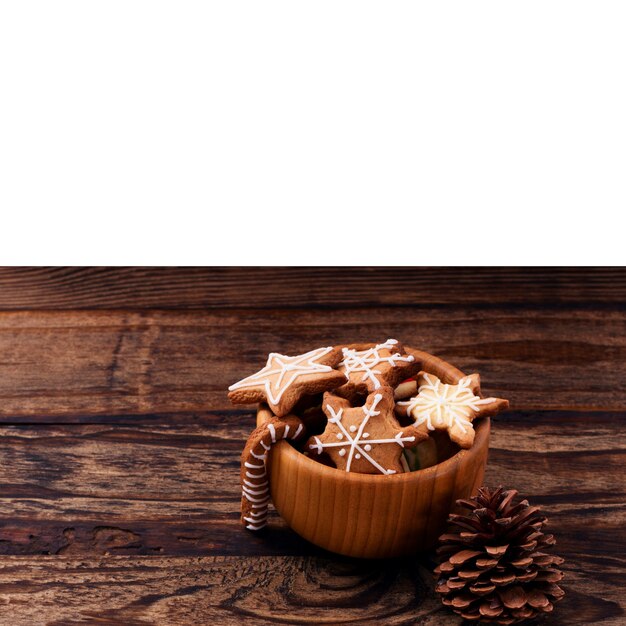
228, 346, 346, 417
395, 372, 509, 449
306, 387, 426, 474
334, 338, 420, 399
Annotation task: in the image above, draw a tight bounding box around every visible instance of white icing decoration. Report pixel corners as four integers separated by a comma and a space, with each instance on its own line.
243, 491, 270, 504
243, 485, 269, 496
397, 373, 497, 434
245, 470, 265, 479
229, 346, 336, 405
339, 339, 415, 390
243, 420, 305, 532
268, 423, 277, 443
309, 393, 416, 475
244, 512, 269, 530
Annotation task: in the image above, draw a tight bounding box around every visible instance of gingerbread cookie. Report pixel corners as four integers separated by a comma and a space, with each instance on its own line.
228, 346, 346, 417
335, 339, 420, 398
306, 387, 426, 474
240, 414, 306, 530
396, 372, 509, 449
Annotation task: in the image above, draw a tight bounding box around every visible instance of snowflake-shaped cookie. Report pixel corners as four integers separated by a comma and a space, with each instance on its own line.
396, 372, 509, 449
335, 338, 420, 398
307, 387, 426, 474
228, 346, 346, 417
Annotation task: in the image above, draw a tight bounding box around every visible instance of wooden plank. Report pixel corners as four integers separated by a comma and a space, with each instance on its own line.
487, 411, 626, 583
0, 307, 625, 419
0, 418, 312, 557
0, 412, 622, 623
0, 412, 622, 564
0, 267, 624, 310
0, 270, 621, 625
0, 553, 621, 626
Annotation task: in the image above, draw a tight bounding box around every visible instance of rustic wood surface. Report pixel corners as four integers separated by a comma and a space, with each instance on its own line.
0, 267, 623, 625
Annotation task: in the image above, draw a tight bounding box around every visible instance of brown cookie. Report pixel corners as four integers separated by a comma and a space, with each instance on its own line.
228, 346, 346, 417
306, 387, 426, 475
334, 339, 420, 398
240, 414, 307, 530
395, 371, 509, 449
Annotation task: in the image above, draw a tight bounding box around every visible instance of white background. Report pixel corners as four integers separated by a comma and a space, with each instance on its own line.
0, 2, 624, 264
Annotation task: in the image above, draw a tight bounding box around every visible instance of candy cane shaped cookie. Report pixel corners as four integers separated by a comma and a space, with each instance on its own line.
240, 414, 306, 531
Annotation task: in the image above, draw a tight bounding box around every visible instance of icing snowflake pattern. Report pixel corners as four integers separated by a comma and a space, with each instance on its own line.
309, 393, 416, 474
340, 339, 414, 390
229, 346, 338, 404
398, 373, 496, 435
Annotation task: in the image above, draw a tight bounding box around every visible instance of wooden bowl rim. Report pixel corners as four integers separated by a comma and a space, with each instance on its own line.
258, 345, 490, 484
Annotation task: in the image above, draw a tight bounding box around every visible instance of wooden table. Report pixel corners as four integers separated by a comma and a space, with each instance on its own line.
0, 267, 623, 625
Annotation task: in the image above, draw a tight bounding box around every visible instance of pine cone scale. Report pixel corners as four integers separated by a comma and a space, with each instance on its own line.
435, 486, 565, 624
449, 549, 483, 565
499, 585, 526, 609
470, 582, 497, 596
497, 490, 517, 512
446, 578, 467, 590
458, 568, 483, 580
491, 572, 516, 585
479, 597, 504, 618
476, 557, 499, 569
485, 544, 509, 556
526, 589, 550, 609
514, 570, 537, 583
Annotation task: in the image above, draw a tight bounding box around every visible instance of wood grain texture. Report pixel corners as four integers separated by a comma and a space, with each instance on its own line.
1, 306, 626, 420
0, 409, 622, 626
0, 555, 473, 625
0, 420, 621, 622
0, 553, 622, 626
0, 419, 312, 557
0, 411, 622, 563
0, 268, 623, 625
0, 266, 625, 309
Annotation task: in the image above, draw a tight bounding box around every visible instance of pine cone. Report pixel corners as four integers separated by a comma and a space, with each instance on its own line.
435, 486, 565, 624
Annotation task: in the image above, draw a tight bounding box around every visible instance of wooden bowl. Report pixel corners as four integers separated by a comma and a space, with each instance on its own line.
256, 347, 490, 559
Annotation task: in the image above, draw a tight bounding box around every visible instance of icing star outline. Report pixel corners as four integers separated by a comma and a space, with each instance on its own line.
228, 346, 346, 416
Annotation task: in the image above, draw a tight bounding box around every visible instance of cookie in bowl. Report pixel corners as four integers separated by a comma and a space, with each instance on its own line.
229, 340, 509, 558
